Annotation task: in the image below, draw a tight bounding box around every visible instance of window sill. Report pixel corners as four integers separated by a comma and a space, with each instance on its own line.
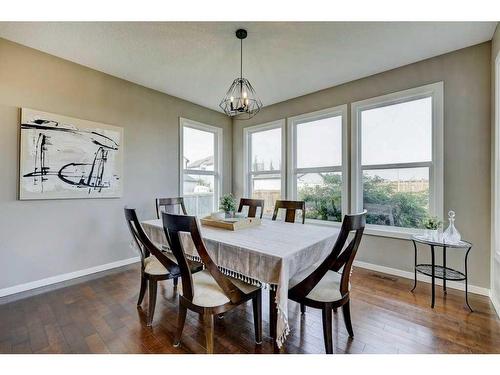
264, 217, 421, 240
305, 218, 342, 228
303, 219, 423, 240
363, 225, 425, 240
304, 219, 422, 239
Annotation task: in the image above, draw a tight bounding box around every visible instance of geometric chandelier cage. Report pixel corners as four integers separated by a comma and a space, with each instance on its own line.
219, 29, 263, 119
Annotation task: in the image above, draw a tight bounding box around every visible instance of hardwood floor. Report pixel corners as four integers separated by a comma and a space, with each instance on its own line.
1, 264, 499, 354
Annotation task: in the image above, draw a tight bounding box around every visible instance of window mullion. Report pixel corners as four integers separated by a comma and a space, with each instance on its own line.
183, 169, 216, 176
249, 170, 282, 176
295, 166, 342, 174
361, 161, 432, 171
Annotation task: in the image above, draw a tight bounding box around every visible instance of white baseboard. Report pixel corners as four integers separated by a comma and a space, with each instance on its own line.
0, 256, 492, 302
354, 260, 490, 296
490, 289, 500, 317
0, 256, 140, 298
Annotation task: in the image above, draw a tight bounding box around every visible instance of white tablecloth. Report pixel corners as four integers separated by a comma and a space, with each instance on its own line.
141, 218, 339, 347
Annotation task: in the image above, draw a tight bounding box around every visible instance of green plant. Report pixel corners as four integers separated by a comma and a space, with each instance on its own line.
363, 174, 429, 228
219, 194, 237, 213
422, 216, 442, 230
297, 172, 432, 228
298, 173, 342, 222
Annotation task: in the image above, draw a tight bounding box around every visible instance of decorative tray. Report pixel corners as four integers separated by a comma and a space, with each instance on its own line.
200, 216, 261, 231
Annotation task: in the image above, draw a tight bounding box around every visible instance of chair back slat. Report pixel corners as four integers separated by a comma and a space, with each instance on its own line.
289, 210, 367, 299
156, 197, 187, 219
124, 208, 180, 274
162, 213, 245, 304
238, 198, 264, 219
272, 200, 306, 224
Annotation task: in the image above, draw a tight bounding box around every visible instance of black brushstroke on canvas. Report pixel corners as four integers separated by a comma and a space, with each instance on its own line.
22, 117, 119, 194
22, 119, 119, 150
30, 133, 50, 192
57, 148, 110, 193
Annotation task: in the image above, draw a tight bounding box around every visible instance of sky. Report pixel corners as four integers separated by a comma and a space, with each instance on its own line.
362, 97, 432, 166
183, 96, 432, 190
183, 126, 214, 167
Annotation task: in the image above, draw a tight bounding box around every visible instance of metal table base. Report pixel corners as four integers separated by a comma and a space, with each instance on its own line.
411, 237, 473, 312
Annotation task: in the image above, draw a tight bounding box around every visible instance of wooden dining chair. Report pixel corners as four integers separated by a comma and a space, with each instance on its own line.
272, 200, 306, 316
288, 210, 366, 354
237, 198, 265, 219
272, 200, 306, 224
162, 212, 262, 354
124, 208, 203, 326
156, 197, 187, 219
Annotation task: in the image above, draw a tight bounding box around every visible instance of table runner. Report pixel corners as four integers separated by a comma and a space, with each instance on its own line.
141, 218, 339, 347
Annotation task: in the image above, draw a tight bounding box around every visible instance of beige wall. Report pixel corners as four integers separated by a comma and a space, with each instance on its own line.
233, 42, 492, 289
0, 38, 232, 290
0, 36, 494, 293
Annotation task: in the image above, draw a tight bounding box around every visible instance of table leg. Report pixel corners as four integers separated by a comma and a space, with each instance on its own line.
269, 288, 277, 338
465, 247, 473, 312
268, 288, 280, 353
431, 245, 435, 309
443, 246, 447, 294
411, 240, 418, 292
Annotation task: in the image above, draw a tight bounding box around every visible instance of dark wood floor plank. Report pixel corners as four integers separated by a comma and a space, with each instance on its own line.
28, 325, 49, 352
40, 323, 72, 354
59, 323, 91, 353
1, 264, 499, 354
85, 333, 111, 354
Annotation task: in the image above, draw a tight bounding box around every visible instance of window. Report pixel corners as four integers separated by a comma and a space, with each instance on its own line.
244, 120, 286, 216
180, 118, 222, 217
288, 106, 348, 223
351, 82, 443, 234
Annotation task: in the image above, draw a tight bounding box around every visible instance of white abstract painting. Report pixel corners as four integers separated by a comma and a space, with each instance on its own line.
19, 108, 123, 200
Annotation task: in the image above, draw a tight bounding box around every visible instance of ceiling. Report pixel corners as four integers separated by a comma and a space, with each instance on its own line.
0, 22, 496, 112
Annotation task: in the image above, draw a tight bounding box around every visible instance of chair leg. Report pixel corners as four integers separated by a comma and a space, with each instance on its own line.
322, 305, 333, 354
173, 304, 187, 347
300, 303, 306, 314
252, 290, 262, 344
137, 275, 147, 306
147, 279, 158, 326
203, 313, 215, 354
342, 300, 354, 338
173, 277, 179, 288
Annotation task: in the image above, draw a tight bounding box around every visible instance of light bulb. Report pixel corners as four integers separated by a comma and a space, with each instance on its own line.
230, 96, 234, 103
243, 91, 247, 99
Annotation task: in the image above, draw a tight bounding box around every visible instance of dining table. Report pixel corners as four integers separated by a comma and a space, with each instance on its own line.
141, 217, 340, 349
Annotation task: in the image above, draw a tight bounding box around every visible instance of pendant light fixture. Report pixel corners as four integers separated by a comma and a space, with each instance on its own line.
219, 29, 262, 119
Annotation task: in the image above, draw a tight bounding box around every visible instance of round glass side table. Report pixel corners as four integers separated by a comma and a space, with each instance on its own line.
411, 235, 473, 311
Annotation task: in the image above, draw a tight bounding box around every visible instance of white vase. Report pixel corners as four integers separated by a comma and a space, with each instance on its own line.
211, 211, 225, 220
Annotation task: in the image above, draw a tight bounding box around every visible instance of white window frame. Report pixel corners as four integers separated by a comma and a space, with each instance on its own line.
493, 53, 500, 261
287, 105, 349, 225
243, 119, 286, 211
179, 117, 223, 216
351, 82, 444, 238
